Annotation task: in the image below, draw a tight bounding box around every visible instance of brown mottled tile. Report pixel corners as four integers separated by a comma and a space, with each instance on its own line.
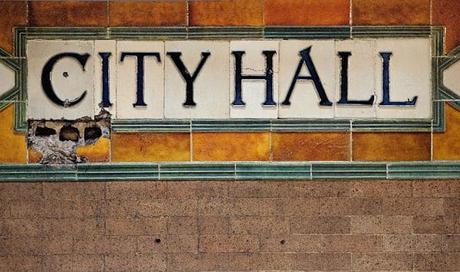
272, 132, 349, 161
433, 0, 460, 53
29, 1, 108, 27
76, 137, 110, 162
434, 103, 460, 160
352, 0, 430, 25
112, 133, 190, 162
109, 0, 186, 26
352, 132, 430, 161
189, 0, 263, 26
265, 0, 349, 26
0, 1, 27, 54
0, 105, 26, 163
193, 132, 270, 161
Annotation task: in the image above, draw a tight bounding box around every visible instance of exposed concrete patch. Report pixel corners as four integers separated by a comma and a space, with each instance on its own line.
28, 111, 111, 165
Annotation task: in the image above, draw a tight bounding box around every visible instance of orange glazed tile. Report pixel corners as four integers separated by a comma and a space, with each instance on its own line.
0, 105, 26, 163
189, 0, 263, 26
0, 1, 27, 54
353, 132, 430, 161
28, 148, 41, 163
352, 0, 430, 25
434, 103, 460, 160
109, 1, 186, 26
193, 132, 270, 161
112, 133, 190, 162
29, 1, 108, 27
76, 137, 110, 163
272, 132, 350, 161
433, 0, 460, 53
265, 0, 349, 26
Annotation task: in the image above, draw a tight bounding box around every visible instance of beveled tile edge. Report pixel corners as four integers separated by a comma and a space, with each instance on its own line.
9, 26, 446, 132
1, 161, 460, 181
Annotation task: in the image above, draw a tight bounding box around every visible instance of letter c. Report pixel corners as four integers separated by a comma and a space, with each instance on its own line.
41, 52, 89, 107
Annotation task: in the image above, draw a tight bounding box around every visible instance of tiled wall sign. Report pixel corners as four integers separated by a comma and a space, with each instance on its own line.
26, 37, 432, 121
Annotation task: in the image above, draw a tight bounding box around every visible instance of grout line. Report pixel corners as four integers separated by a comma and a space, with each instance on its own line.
349, 0, 353, 39
186, 0, 190, 27
430, 119, 434, 161
106, 0, 110, 28
429, 0, 433, 26
190, 119, 193, 162
349, 120, 353, 162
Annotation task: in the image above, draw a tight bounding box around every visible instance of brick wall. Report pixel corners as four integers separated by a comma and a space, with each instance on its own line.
1, 180, 459, 271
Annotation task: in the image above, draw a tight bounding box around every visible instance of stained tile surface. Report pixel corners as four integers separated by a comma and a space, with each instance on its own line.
189, 0, 264, 26
265, 0, 350, 26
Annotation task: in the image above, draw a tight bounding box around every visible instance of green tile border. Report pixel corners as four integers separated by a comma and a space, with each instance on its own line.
2, 161, 460, 181
3, 26, 449, 132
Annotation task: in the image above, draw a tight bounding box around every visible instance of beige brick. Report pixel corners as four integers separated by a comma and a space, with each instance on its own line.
351, 180, 413, 198
73, 236, 137, 255
106, 218, 167, 236
414, 216, 460, 234
167, 253, 251, 271
42, 237, 74, 255
291, 216, 351, 234
383, 198, 445, 216
229, 216, 289, 235
351, 216, 413, 234
260, 235, 323, 253
0, 237, 43, 255
228, 181, 291, 198
43, 182, 105, 200
352, 253, 413, 271
444, 235, 460, 252
167, 181, 229, 199
43, 218, 105, 237
252, 253, 351, 271
0, 201, 9, 218
290, 180, 351, 197
105, 254, 167, 272
137, 235, 198, 253
199, 198, 286, 216
0, 256, 43, 271
0, 183, 42, 201
414, 253, 460, 271
198, 216, 230, 234
199, 234, 259, 253
43, 254, 104, 272
383, 234, 442, 252
413, 180, 460, 197
0, 218, 43, 237
444, 198, 460, 216
319, 197, 382, 216
106, 199, 197, 218
168, 216, 197, 235
322, 235, 383, 253
286, 198, 321, 216
106, 181, 167, 200
43, 200, 105, 219
9, 200, 44, 218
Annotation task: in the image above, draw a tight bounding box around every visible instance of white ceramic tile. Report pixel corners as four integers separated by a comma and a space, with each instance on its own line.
375, 38, 431, 119
230, 40, 279, 119
116, 41, 164, 119
27, 40, 95, 120
94, 40, 117, 117
334, 39, 377, 119
164, 41, 230, 119
278, 40, 335, 119
0, 62, 15, 97
443, 57, 460, 98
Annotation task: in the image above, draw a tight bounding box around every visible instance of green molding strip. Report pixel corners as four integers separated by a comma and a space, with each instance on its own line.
7, 26, 449, 132
2, 162, 460, 181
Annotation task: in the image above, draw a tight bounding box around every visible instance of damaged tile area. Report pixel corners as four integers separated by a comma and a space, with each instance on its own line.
27, 111, 110, 164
